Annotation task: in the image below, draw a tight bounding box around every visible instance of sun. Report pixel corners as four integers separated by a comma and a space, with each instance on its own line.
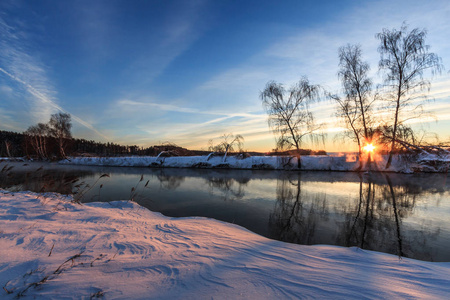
363, 143, 375, 153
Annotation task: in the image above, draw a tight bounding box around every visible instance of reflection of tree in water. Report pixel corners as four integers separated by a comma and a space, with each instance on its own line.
269, 173, 329, 244
156, 172, 185, 190
269, 171, 444, 261
0, 164, 91, 196
339, 174, 441, 261
206, 176, 249, 201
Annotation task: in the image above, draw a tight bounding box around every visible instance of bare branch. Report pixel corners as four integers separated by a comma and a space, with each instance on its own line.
376, 23, 443, 168
261, 77, 324, 168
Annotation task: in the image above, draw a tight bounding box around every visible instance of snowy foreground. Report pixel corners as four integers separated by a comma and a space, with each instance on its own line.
60, 152, 450, 173
1, 191, 450, 299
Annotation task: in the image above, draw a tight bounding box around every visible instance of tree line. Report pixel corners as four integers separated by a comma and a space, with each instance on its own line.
2, 117, 327, 159
261, 23, 444, 169
0, 113, 205, 159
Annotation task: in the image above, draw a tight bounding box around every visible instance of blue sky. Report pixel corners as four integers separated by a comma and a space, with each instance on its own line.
1, 0, 449, 152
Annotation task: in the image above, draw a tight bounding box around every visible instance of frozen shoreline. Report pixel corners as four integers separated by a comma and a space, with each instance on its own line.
59, 152, 450, 173
1, 190, 450, 299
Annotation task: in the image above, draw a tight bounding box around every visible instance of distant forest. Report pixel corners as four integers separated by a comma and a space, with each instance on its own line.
0, 130, 326, 159
0, 129, 203, 159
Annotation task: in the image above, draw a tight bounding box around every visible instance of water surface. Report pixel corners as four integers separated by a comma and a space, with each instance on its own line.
1, 161, 449, 262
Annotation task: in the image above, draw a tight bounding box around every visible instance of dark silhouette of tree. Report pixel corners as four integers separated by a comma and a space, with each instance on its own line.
49, 113, 72, 159
376, 23, 443, 168
208, 133, 244, 162
331, 44, 375, 169
261, 77, 324, 168
25, 123, 50, 159
0, 131, 24, 157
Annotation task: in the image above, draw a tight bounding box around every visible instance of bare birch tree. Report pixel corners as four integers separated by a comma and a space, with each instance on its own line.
331, 44, 375, 169
376, 23, 443, 168
208, 133, 244, 162
4, 140, 12, 157
25, 123, 49, 159
49, 113, 72, 158
261, 77, 323, 168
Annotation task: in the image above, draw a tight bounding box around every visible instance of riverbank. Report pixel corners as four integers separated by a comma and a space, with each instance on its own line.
59, 152, 450, 173
1, 190, 449, 299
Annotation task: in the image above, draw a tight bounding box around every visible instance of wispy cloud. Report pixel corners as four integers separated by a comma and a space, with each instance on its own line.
117, 99, 203, 115
0, 67, 110, 140
121, 1, 210, 85
142, 112, 269, 149
0, 11, 109, 140
199, 70, 270, 92
0, 67, 59, 114
115, 99, 264, 118
108, 97, 270, 148
0, 15, 57, 122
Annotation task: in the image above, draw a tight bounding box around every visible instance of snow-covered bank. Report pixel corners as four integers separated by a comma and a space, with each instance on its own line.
1, 191, 449, 299
60, 152, 450, 173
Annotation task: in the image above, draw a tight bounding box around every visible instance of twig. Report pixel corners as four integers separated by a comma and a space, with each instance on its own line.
48, 243, 55, 257
3, 282, 13, 294
90, 254, 104, 267
105, 251, 118, 263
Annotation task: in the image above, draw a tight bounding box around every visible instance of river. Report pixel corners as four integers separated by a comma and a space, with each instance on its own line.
1, 161, 449, 262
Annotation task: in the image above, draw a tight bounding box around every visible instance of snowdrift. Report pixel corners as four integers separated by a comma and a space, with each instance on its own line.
1, 190, 449, 299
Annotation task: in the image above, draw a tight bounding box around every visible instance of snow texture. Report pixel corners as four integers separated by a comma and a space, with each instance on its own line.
60, 152, 450, 173
1, 190, 449, 299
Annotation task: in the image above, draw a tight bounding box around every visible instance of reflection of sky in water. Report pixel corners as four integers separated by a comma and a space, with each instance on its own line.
2, 162, 450, 262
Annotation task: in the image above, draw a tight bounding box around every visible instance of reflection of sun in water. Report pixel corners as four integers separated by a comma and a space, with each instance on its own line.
363, 143, 375, 153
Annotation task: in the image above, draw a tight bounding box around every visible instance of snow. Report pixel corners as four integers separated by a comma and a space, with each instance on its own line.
59, 152, 450, 173
1, 190, 450, 299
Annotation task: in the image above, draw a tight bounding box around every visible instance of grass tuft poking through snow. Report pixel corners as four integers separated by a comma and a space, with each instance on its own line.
1, 190, 450, 299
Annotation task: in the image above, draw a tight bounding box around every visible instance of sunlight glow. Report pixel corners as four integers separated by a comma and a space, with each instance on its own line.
363, 143, 375, 153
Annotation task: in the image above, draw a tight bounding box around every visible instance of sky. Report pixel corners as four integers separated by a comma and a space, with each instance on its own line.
0, 0, 449, 152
